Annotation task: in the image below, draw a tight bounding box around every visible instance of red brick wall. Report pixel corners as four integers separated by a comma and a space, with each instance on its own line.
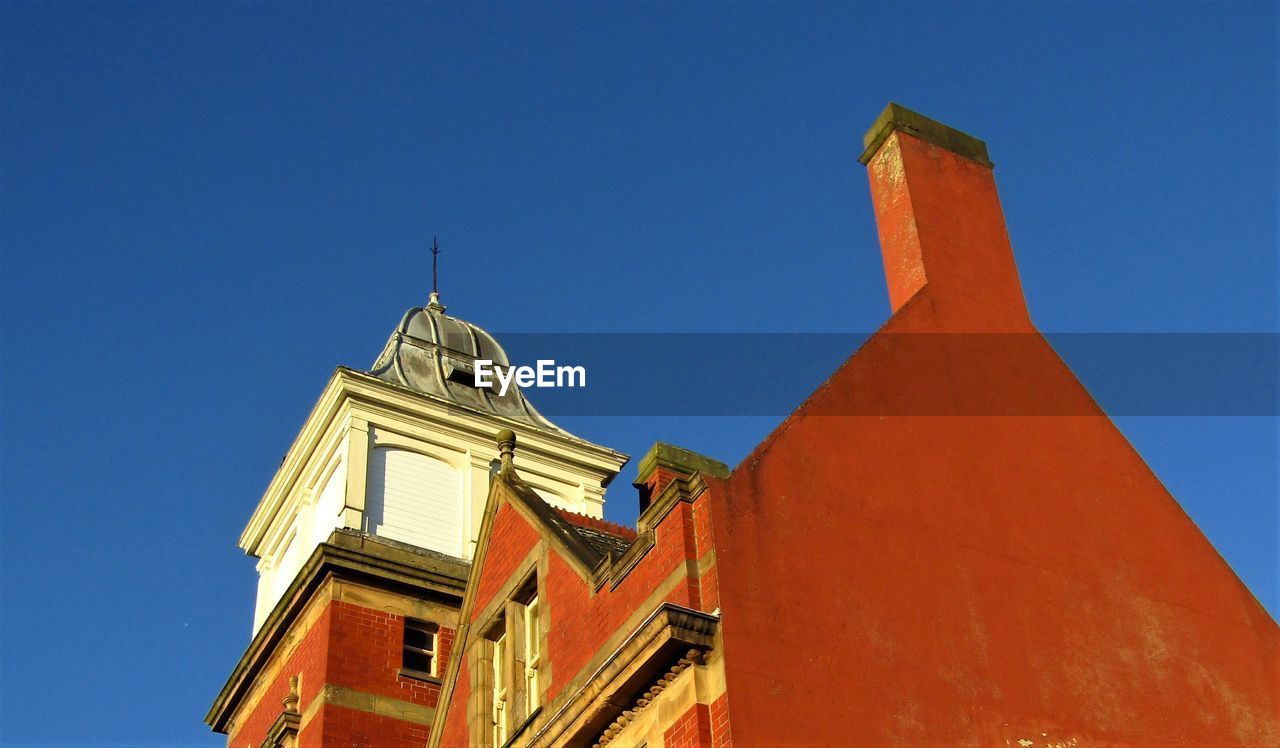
228, 597, 455, 748
437, 654, 470, 748
708, 692, 730, 747
302, 704, 431, 748
327, 599, 453, 708
544, 498, 705, 703
440, 502, 544, 748
472, 502, 540, 619
228, 603, 332, 747
690, 488, 720, 610
642, 466, 683, 504
662, 695, 730, 748
663, 703, 712, 748
437, 481, 722, 744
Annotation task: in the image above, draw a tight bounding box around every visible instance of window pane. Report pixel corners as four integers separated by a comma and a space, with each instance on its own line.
405, 627, 431, 649
405, 650, 433, 673
404, 620, 438, 672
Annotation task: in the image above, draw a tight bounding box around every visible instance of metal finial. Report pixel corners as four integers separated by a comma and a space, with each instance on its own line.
427, 237, 446, 311
496, 429, 516, 470
430, 237, 441, 294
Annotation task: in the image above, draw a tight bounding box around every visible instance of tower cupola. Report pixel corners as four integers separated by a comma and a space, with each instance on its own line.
368, 297, 570, 434
236, 294, 627, 632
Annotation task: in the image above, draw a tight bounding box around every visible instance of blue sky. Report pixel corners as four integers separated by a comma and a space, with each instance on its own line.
1, 2, 1275, 745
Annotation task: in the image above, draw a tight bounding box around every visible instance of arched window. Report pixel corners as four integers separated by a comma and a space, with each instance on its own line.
365, 448, 463, 557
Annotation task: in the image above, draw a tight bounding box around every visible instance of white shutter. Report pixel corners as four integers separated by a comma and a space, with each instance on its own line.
365, 448, 463, 556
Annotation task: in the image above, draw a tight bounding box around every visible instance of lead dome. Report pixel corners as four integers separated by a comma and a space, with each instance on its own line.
368, 293, 569, 434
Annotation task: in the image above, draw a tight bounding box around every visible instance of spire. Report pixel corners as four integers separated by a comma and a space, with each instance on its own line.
427, 237, 446, 312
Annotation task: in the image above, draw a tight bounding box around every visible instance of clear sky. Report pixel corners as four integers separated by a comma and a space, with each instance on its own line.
1, 2, 1275, 745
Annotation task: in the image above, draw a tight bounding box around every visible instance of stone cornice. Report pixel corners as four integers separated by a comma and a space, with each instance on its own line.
239, 367, 628, 557
336, 368, 628, 472
593, 648, 705, 747
525, 603, 718, 748
205, 530, 469, 734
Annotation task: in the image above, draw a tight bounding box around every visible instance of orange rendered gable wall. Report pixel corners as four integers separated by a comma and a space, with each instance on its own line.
708, 116, 1279, 746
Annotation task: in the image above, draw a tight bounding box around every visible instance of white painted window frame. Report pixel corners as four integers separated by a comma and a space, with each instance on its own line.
492, 632, 509, 746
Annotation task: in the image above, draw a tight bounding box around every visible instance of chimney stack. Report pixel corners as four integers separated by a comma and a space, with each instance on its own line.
860, 103, 1029, 329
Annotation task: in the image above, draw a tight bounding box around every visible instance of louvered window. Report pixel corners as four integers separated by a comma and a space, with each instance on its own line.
365, 448, 463, 556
